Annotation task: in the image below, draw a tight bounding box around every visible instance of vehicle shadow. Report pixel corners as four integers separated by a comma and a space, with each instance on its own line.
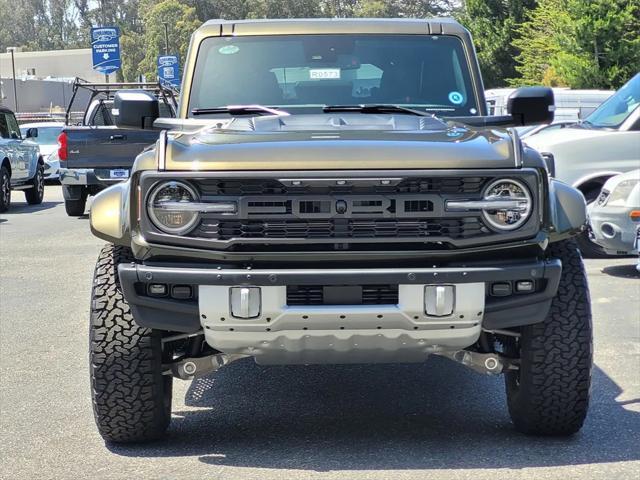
0, 201, 61, 215
601, 264, 639, 279
108, 357, 640, 471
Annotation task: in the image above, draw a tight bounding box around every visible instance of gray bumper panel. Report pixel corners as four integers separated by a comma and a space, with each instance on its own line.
118, 259, 562, 333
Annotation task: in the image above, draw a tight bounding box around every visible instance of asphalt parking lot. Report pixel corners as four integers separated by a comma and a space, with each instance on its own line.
1, 185, 639, 480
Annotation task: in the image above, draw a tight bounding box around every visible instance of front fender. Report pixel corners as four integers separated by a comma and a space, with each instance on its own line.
89, 182, 131, 245
548, 179, 587, 240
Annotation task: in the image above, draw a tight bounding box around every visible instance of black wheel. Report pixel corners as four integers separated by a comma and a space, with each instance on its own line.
0, 165, 10, 213
90, 244, 172, 443
24, 164, 44, 205
505, 239, 592, 435
64, 193, 87, 216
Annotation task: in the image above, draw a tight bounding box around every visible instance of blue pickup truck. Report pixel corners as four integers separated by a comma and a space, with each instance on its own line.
59, 80, 176, 216
0, 106, 45, 212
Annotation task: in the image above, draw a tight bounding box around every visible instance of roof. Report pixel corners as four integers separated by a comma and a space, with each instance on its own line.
0, 106, 14, 114
197, 17, 467, 37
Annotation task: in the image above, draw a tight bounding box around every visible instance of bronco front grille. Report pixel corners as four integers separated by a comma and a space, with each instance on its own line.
140, 170, 542, 251
197, 177, 487, 196
195, 218, 484, 240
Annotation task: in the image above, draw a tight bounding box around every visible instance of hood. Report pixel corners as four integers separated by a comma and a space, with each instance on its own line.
164, 114, 518, 171
524, 124, 612, 152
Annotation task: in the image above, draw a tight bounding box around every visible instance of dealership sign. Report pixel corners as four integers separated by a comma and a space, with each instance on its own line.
157, 55, 180, 88
91, 27, 121, 74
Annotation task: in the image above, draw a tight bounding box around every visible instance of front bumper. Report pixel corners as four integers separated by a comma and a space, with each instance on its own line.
119, 259, 561, 363
589, 205, 639, 255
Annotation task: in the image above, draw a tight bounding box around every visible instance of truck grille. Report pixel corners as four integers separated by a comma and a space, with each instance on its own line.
287, 285, 399, 305
139, 171, 542, 251
197, 177, 487, 196
196, 218, 484, 240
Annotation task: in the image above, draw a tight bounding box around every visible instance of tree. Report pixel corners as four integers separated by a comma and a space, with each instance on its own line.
511, 0, 640, 89
131, 0, 201, 81
458, 0, 537, 89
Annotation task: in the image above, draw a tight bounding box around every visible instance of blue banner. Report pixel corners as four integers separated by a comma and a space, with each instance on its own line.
157, 55, 180, 88
91, 26, 121, 74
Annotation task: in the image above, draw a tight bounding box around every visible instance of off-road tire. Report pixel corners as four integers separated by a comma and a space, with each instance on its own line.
90, 244, 172, 443
505, 239, 592, 435
24, 164, 44, 205
64, 193, 87, 216
0, 165, 10, 212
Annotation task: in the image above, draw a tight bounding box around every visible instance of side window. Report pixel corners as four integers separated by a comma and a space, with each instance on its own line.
5, 113, 21, 139
0, 114, 10, 138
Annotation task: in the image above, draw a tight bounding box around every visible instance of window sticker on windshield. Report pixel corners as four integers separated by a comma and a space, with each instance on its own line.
218, 45, 239, 55
309, 68, 341, 80
448, 91, 465, 105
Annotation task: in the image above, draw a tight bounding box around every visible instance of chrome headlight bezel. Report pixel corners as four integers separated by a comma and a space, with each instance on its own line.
147, 180, 201, 235
480, 178, 533, 231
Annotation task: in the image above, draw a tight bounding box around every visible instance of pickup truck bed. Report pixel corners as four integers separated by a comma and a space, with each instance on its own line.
63, 126, 160, 170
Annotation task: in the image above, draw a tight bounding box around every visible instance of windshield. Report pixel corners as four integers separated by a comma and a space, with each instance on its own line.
584, 73, 640, 128
188, 34, 479, 117
20, 126, 62, 145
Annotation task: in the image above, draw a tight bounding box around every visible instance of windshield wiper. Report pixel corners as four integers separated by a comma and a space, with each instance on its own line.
191, 105, 289, 116
323, 104, 431, 117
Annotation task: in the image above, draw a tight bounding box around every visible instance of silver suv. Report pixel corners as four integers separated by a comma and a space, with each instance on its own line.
0, 107, 45, 212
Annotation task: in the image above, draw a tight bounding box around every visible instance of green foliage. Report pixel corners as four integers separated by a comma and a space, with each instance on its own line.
458, 0, 537, 89
0, 0, 637, 89
511, 0, 640, 89
125, 0, 201, 81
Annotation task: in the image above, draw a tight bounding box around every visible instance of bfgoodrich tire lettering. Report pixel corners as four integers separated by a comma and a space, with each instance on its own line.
90, 244, 172, 443
505, 239, 592, 435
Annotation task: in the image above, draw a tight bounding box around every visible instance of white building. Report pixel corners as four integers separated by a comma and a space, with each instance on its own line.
0, 48, 108, 83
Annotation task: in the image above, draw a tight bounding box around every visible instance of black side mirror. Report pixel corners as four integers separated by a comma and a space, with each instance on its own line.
508, 87, 555, 126
113, 90, 159, 129
25, 127, 38, 139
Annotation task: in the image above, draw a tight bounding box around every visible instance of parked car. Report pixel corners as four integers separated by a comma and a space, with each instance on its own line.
0, 107, 45, 212
87, 18, 591, 443
518, 120, 576, 139
20, 121, 63, 180
525, 73, 640, 256
59, 80, 176, 217
588, 169, 640, 256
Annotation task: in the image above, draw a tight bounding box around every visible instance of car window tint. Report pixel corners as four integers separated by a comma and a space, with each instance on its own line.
0, 114, 10, 139
585, 73, 640, 128
5, 113, 21, 138
188, 34, 479, 117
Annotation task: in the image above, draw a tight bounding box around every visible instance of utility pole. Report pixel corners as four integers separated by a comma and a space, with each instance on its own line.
7, 48, 18, 112
163, 22, 169, 55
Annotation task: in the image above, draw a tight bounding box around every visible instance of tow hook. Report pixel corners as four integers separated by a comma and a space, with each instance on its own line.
164, 354, 245, 380
434, 350, 519, 375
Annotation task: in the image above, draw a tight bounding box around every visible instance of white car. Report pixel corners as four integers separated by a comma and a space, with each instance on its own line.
525, 73, 640, 256
19, 122, 63, 180
588, 169, 640, 256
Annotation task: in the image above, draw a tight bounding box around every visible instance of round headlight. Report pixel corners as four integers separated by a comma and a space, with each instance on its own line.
482, 179, 532, 231
148, 181, 200, 235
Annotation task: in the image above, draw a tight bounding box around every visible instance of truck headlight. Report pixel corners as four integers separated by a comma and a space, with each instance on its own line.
481, 179, 532, 231
446, 178, 533, 231
148, 181, 200, 234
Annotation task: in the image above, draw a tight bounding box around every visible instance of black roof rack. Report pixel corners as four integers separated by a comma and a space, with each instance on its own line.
65, 77, 178, 125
